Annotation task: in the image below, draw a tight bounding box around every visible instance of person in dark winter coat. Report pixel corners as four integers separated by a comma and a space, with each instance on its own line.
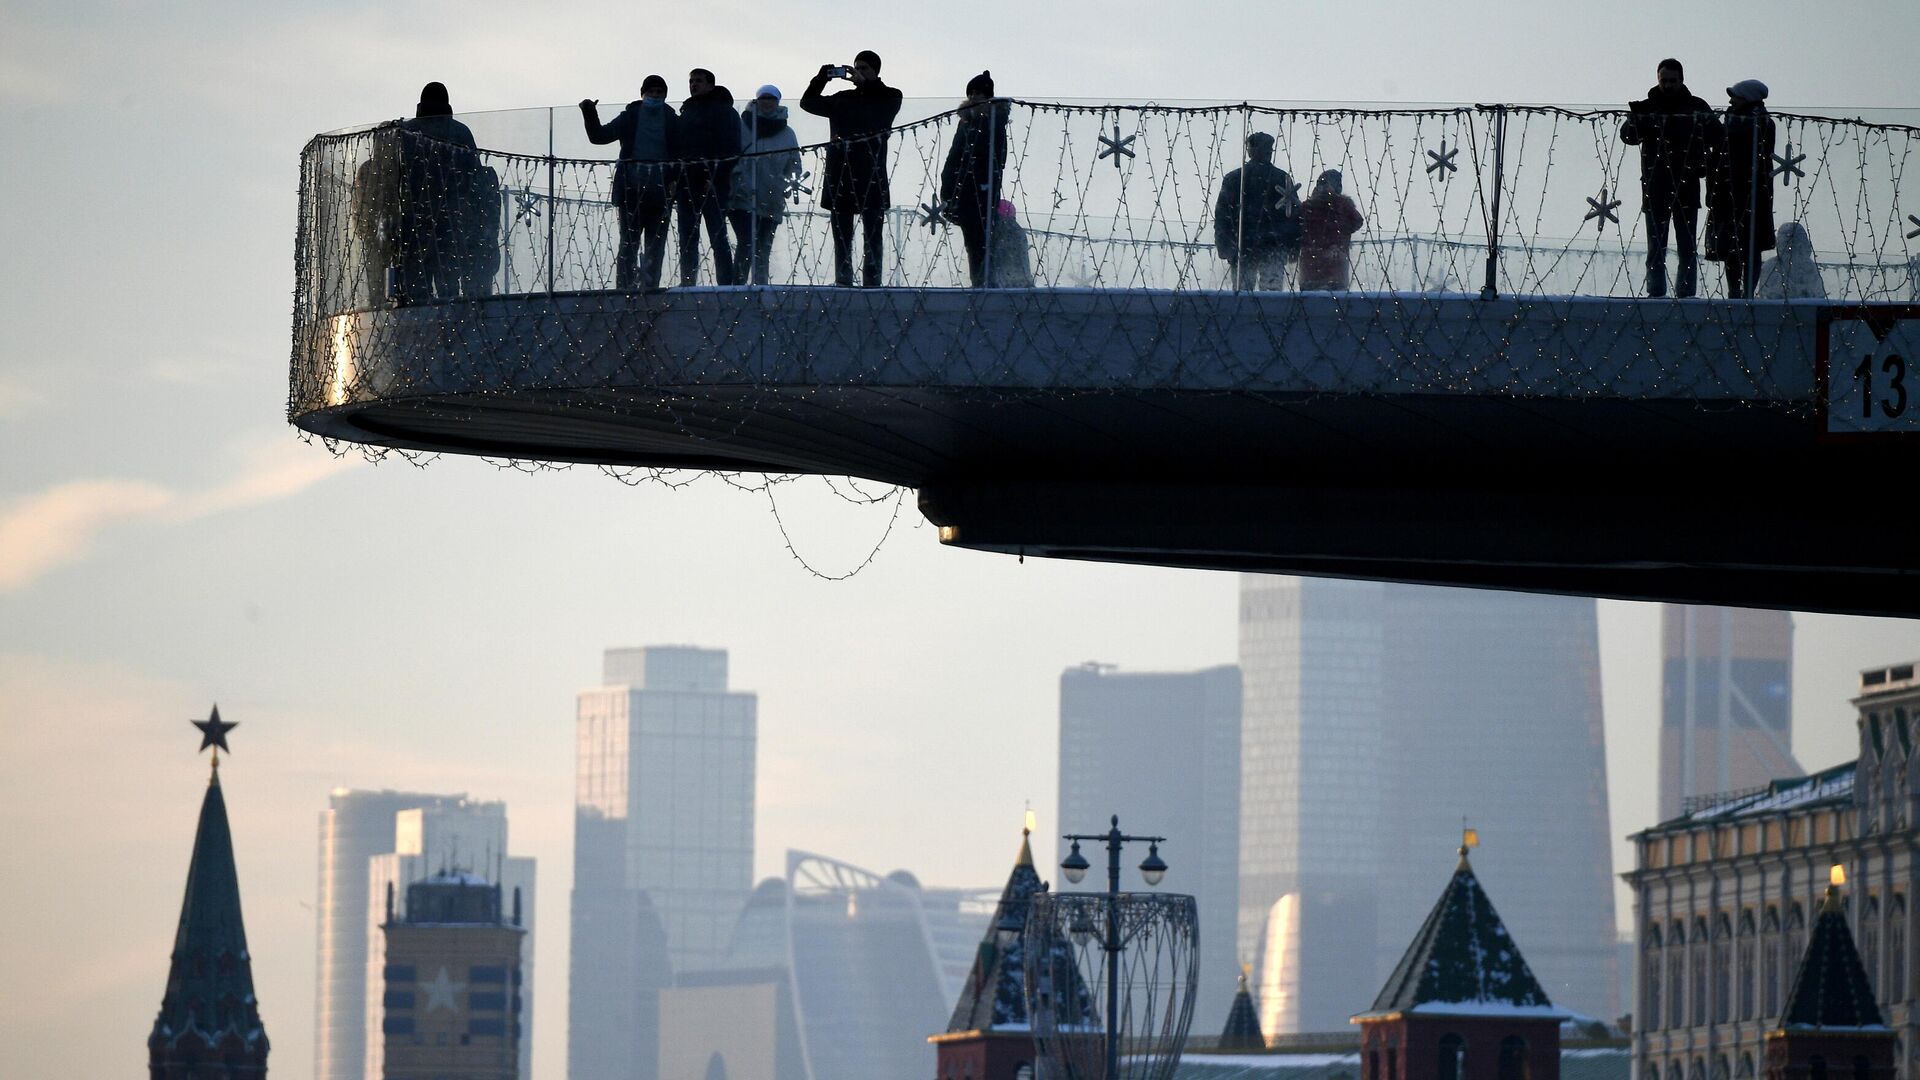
1707, 78, 1776, 299
1296, 169, 1365, 291
801, 50, 903, 287
675, 68, 741, 286
987, 200, 1033, 287
1213, 132, 1302, 290
394, 82, 490, 302
1621, 59, 1715, 297
940, 71, 1010, 287
728, 85, 804, 285
581, 75, 680, 290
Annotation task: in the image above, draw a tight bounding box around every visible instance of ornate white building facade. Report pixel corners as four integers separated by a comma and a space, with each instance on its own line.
1626, 660, 1920, 1080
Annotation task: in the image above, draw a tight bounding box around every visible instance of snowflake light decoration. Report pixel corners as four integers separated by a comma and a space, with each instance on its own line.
1426, 141, 1459, 176
1584, 186, 1622, 233
919, 200, 948, 229
1274, 177, 1302, 218
1097, 124, 1137, 170
782, 169, 814, 204
1772, 144, 1806, 184
1907, 214, 1920, 240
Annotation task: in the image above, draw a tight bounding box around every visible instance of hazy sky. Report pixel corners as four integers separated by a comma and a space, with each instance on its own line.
3, 2, 1917, 1079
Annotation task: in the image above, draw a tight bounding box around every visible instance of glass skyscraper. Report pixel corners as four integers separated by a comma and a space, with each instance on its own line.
569, 646, 756, 1080
1237, 576, 1617, 1032
1658, 605, 1798, 821
1056, 662, 1243, 1031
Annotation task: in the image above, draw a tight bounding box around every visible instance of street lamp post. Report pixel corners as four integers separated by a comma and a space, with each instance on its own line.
1061, 815, 1168, 1080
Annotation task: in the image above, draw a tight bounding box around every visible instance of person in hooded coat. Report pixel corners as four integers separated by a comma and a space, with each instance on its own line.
1753, 221, 1827, 299
801, 50, 904, 287
1621, 59, 1715, 297
1214, 132, 1302, 290
987, 200, 1033, 288
582, 75, 681, 290
1296, 169, 1365, 291
940, 71, 1010, 288
1707, 78, 1776, 298
675, 68, 741, 286
394, 82, 487, 302
728, 85, 804, 285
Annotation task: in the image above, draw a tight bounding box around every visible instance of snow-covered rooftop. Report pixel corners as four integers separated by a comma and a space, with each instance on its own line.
1645, 762, 1854, 832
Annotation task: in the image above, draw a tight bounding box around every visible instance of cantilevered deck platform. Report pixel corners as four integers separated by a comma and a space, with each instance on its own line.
290, 100, 1920, 615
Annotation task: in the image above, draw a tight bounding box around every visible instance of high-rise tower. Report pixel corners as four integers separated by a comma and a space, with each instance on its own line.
570, 646, 757, 1080
316, 791, 529, 1080
1658, 606, 1798, 820
1056, 663, 1242, 1031
150, 707, 269, 1079
1237, 577, 1617, 1032
379, 872, 527, 1080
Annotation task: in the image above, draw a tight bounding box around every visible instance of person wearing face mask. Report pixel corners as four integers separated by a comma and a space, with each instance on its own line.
1621, 59, 1715, 298
676, 68, 741, 286
581, 75, 681, 290
940, 71, 1010, 287
728, 85, 804, 285
802, 50, 904, 287
1706, 78, 1776, 299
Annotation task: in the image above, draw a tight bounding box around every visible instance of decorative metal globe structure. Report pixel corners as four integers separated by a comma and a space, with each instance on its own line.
1024, 891, 1199, 1080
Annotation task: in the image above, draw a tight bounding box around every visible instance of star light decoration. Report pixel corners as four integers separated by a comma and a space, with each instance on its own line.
1772, 144, 1806, 184
1426, 141, 1459, 176
1584, 186, 1622, 233
1097, 124, 1137, 171
511, 187, 542, 225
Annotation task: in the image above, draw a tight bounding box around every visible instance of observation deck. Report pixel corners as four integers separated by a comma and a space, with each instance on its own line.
290, 100, 1920, 615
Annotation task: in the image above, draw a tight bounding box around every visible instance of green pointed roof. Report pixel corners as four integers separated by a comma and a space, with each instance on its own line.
1219, 968, 1265, 1050
1778, 888, 1886, 1030
1358, 851, 1564, 1020
150, 770, 268, 1053
947, 831, 1045, 1032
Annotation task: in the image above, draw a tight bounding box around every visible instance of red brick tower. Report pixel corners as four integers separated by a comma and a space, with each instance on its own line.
930, 826, 1087, 1080
1352, 839, 1565, 1080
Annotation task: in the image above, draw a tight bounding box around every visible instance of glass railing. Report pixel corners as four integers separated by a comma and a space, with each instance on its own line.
295, 99, 1920, 321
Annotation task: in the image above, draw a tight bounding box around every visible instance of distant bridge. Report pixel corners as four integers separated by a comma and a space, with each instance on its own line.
290, 100, 1920, 615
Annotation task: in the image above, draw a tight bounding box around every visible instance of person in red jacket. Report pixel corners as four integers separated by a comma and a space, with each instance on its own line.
1296, 170, 1364, 291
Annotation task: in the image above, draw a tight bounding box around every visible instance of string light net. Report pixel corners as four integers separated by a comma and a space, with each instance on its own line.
289, 99, 1920, 470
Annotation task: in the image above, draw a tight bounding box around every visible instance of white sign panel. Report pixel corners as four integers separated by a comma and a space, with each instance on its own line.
1824, 307, 1920, 435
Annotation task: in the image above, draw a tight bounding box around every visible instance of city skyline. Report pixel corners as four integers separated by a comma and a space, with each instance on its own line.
6, 2, 1920, 1078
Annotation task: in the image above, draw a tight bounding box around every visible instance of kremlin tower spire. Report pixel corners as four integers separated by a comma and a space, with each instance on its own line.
149, 706, 269, 1079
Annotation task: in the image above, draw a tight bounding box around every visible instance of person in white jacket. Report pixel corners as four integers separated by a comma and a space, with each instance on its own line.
728, 85, 805, 284
1752, 221, 1827, 299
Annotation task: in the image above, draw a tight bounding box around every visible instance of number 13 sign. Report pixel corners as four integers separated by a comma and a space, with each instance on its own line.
1820, 306, 1920, 436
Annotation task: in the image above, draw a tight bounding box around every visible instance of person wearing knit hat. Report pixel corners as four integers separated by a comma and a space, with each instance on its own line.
1707, 76, 1777, 297
1213, 132, 1303, 290
728, 83, 803, 284
581, 76, 681, 289
392, 82, 482, 302
1621, 59, 1714, 297
941, 71, 1010, 286
802, 50, 903, 286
